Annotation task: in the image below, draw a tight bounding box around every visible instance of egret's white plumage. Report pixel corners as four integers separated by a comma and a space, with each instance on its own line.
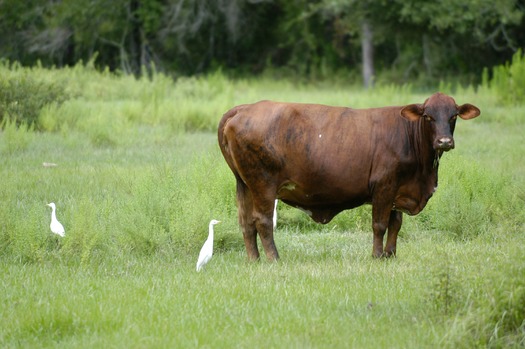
46, 202, 65, 237
196, 219, 221, 272
273, 199, 278, 230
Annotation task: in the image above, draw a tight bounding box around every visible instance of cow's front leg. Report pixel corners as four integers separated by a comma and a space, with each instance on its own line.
372, 222, 387, 258
242, 225, 260, 261
385, 210, 402, 257
371, 197, 395, 258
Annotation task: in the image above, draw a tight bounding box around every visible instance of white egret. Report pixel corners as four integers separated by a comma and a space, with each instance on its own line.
196, 219, 221, 272
273, 199, 278, 230
46, 202, 65, 237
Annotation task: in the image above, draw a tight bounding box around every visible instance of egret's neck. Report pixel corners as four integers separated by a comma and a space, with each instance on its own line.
51, 208, 57, 221
208, 224, 214, 239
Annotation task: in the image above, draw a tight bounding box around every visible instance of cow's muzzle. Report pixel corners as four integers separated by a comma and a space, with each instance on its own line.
435, 137, 455, 151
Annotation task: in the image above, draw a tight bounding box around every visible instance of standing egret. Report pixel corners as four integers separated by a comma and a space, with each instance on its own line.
273, 199, 278, 230
196, 219, 221, 272
46, 203, 65, 237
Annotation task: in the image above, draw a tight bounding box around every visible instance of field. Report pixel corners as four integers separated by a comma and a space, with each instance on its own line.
1, 64, 524, 348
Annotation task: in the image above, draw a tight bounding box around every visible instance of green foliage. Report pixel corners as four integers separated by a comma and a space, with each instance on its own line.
488, 49, 525, 106
0, 118, 35, 154
1, 0, 523, 84
135, 0, 164, 34
32, 64, 234, 144
426, 255, 464, 318
0, 62, 69, 129
410, 153, 518, 240
440, 255, 525, 348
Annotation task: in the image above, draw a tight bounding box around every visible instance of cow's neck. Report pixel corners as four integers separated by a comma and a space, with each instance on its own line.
413, 120, 440, 188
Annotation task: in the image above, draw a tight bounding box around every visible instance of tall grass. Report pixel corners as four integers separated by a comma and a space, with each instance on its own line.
0, 63, 524, 348
0, 132, 239, 263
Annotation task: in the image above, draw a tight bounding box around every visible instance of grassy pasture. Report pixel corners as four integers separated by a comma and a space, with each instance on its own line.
1, 65, 524, 348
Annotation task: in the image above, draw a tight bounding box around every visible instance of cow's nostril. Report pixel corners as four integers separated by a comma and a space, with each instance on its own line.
437, 137, 454, 149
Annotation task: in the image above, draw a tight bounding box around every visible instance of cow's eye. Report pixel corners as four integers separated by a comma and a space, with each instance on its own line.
424, 114, 434, 122
450, 115, 458, 122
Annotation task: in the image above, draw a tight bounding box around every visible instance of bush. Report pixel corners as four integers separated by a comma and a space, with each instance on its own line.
0, 118, 35, 154
485, 49, 525, 106
406, 153, 519, 240
0, 62, 70, 130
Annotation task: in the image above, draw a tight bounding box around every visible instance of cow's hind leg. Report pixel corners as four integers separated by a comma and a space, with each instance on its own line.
385, 210, 402, 257
253, 194, 279, 261
236, 179, 259, 261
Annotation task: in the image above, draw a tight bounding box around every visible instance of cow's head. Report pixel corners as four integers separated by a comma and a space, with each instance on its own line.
400, 92, 480, 151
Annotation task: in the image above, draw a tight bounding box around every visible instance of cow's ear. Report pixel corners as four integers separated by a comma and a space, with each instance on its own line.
457, 103, 480, 120
400, 104, 423, 122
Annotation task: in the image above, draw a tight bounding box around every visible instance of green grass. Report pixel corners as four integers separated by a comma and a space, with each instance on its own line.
1, 232, 523, 348
0, 64, 524, 348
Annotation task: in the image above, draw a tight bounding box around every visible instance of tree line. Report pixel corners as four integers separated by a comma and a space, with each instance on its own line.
0, 0, 524, 86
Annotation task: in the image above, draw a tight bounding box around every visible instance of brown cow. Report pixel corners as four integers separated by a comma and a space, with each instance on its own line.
218, 93, 480, 261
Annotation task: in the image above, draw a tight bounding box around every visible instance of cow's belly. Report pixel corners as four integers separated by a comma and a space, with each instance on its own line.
277, 180, 369, 223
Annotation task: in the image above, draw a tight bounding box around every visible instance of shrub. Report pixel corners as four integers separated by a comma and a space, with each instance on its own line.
427, 260, 461, 316
485, 49, 525, 106
407, 153, 518, 240
0, 62, 69, 130
0, 118, 35, 154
